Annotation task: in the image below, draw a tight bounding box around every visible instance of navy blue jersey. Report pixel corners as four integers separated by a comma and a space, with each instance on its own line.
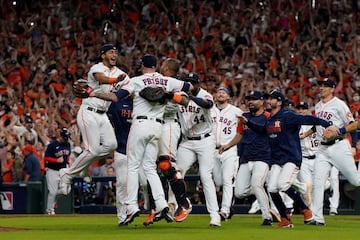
23, 153, 41, 181
107, 96, 132, 154
44, 140, 71, 170
247, 108, 330, 167
238, 111, 271, 165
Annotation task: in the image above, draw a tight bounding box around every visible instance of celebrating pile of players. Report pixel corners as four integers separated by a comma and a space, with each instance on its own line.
54, 44, 358, 228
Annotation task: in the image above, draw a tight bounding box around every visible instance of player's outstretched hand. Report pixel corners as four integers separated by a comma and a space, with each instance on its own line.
323, 125, 339, 140
236, 114, 248, 124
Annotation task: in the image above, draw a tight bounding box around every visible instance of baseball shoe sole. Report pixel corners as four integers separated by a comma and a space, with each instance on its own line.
124, 210, 141, 224
306, 220, 325, 226
154, 207, 174, 223
143, 212, 155, 226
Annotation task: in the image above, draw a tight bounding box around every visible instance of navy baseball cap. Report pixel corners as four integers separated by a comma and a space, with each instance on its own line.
25, 116, 33, 123
218, 87, 230, 95
245, 91, 264, 100
317, 78, 336, 88
184, 72, 200, 84
100, 44, 117, 55
296, 101, 309, 109
141, 54, 157, 68
264, 90, 285, 102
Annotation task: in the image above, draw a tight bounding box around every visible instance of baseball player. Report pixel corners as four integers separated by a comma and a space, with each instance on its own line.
233, 91, 275, 226
90, 54, 192, 225
59, 44, 129, 195
176, 73, 221, 227
44, 127, 71, 215
238, 90, 331, 228
144, 58, 192, 225
306, 79, 360, 225
296, 101, 317, 205
211, 86, 243, 221
106, 95, 146, 226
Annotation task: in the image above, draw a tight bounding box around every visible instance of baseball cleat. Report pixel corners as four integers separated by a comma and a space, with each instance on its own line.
302, 209, 313, 224
277, 218, 294, 228
285, 208, 294, 218
154, 207, 174, 223
306, 220, 325, 226
209, 214, 221, 227
218, 211, 229, 221
124, 210, 141, 224
118, 221, 128, 227
248, 200, 260, 214
329, 208, 338, 216
143, 212, 155, 226
262, 219, 272, 226
174, 206, 192, 222
47, 211, 55, 216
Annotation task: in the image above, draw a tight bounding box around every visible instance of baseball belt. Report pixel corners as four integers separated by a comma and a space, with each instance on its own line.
87, 107, 106, 114
136, 115, 164, 124
185, 133, 211, 141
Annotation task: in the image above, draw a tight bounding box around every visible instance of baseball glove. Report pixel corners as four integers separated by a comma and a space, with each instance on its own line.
139, 86, 167, 104
72, 79, 92, 98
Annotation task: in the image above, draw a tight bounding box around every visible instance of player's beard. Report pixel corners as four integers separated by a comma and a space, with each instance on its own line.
249, 104, 259, 113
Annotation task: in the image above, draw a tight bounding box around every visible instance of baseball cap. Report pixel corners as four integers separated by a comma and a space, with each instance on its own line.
100, 44, 117, 55
22, 144, 35, 154
184, 72, 200, 84
296, 101, 309, 109
245, 91, 264, 100
25, 116, 33, 123
317, 78, 336, 88
264, 90, 285, 102
141, 54, 157, 68
60, 127, 71, 140
217, 87, 230, 95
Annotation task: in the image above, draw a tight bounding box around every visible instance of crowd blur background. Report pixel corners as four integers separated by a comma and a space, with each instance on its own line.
0, 0, 360, 205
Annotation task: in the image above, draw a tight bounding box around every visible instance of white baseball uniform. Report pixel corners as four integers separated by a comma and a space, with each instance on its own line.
211, 103, 243, 216
311, 96, 358, 223
176, 88, 220, 224
298, 125, 318, 185
60, 62, 129, 184
121, 72, 185, 215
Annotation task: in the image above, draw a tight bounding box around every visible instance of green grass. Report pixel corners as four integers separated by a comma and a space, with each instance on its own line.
1, 214, 360, 240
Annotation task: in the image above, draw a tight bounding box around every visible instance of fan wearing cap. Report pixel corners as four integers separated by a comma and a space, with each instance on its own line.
89, 54, 193, 225
303, 78, 359, 225
22, 144, 41, 182
238, 89, 331, 228
14, 115, 38, 146
44, 127, 71, 215
59, 44, 130, 196
176, 72, 222, 227
211, 86, 243, 221
233, 91, 278, 225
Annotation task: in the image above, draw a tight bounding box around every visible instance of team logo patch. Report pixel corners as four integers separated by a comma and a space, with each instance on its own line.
0, 192, 14, 210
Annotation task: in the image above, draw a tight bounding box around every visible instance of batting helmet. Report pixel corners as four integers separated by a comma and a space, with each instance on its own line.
60, 127, 71, 141
184, 72, 200, 84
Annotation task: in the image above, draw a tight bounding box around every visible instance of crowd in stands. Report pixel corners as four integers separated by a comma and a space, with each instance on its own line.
0, 0, 359, 188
